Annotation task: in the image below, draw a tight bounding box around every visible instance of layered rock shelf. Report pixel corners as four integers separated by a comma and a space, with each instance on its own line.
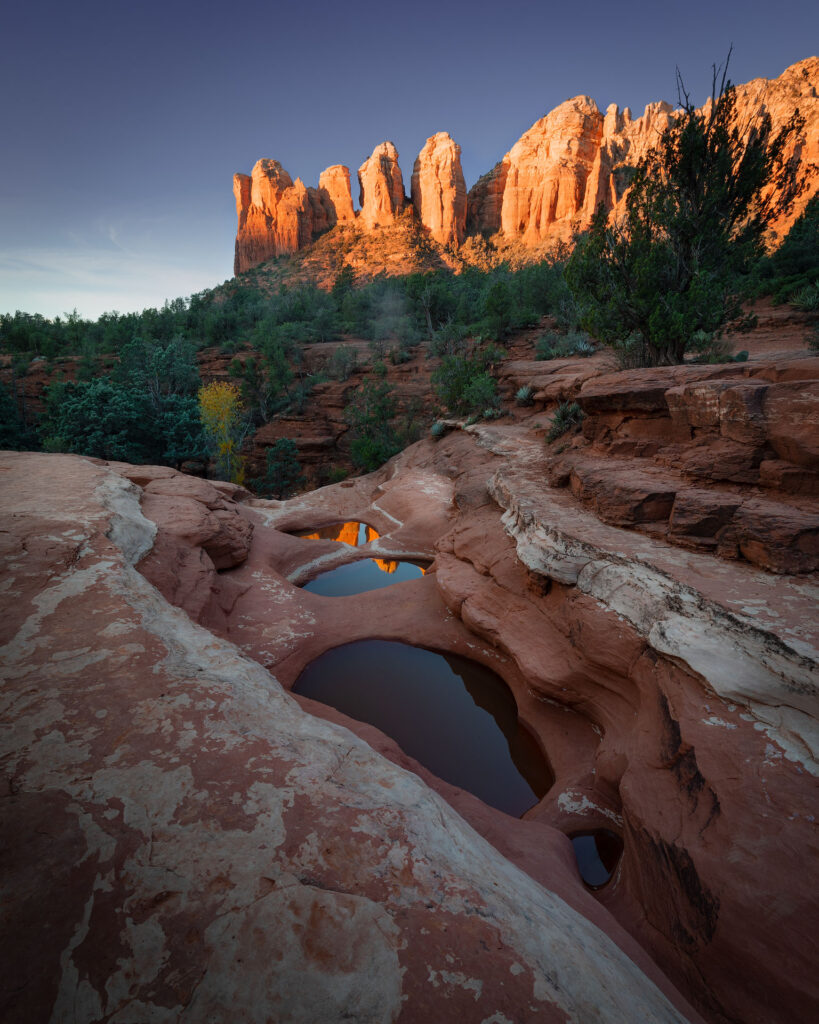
234, 57, 819, 274
2, 329, 817, 1022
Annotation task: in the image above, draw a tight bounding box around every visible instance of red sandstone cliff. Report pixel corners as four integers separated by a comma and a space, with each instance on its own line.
357, 141, 407, 230
411, 132, 467, 247
233, 57, 819, 274
467, 56, 819, 244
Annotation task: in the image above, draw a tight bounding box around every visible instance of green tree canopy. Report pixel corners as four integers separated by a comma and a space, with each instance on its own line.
566, 57, 806, 366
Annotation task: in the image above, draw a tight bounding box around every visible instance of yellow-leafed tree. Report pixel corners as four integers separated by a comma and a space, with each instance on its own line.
198, 381, 247, 483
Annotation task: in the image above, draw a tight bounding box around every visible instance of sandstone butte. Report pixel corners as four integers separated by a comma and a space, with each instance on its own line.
233, 56, 819, 275
2, 314, 818, 1022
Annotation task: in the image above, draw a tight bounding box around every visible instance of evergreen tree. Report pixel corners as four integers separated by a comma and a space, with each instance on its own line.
566, 56, 806, 366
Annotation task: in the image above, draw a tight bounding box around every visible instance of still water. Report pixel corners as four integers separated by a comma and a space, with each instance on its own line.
570, 830, 624, 888
294, 640, 553, 817
303, 559, 426, 597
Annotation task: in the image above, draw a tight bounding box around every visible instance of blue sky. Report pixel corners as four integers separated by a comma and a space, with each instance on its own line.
2, 0, 816, 318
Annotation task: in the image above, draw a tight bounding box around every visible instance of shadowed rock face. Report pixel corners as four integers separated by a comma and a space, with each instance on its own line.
2, 350, 818, 1022
411, 132, 467, 247
233, 58, 819, 273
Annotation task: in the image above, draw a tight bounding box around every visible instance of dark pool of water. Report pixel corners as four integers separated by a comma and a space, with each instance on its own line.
294, 640, 553, 817
570, 830, 623, 888
303, 559, 426, 597
294, 521, 375, 546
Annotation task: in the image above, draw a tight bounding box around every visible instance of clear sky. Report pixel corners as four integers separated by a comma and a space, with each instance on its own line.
2, 0, 816, 319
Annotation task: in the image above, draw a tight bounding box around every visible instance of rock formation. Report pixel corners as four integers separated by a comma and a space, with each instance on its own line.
467, 57, 818, 244
318, 164, 356, 226
2, 308, 818, 1021
411, 132, 467, 246
0, 451, 702, 1024
233, 159, 333, 275
357, 141, 406, 230
233, 58, 819, 274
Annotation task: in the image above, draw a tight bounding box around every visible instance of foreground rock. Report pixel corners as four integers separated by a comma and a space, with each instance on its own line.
0, 452, 702, 1023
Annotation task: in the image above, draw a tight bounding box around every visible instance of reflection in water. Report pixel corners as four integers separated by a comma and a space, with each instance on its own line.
295, 521, 377, 546
294, 640, 553, 816
570, 830, 623, 888
303, 559, 426, 597
295, 521, 427, 581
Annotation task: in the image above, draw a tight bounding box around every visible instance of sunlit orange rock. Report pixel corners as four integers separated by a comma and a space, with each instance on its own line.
233, 59, 818, 273
467, 57, 819, 245
318, 165, 356, 227
373, 557, 399, 574
233, 159, 331, 275
411, 132, 467, 247
358, 142, 406, 230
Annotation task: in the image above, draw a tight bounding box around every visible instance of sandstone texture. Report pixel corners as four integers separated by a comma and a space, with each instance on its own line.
0, 452, 704, 1023
2, 327, 818, 1021
467, 57, 819, 245
358, 141, 407, 230
233, 58, 818, 274
411, 132, 467, 247
318, 164, 356, 226
233, 159, 334, 274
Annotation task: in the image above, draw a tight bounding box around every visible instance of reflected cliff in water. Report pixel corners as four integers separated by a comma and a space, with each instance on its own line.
295, 521, 376, 547
295, 521, 428, 590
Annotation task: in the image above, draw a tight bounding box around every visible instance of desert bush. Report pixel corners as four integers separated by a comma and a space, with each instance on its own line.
251, 439, 305, 499
793, 281, 819, 312
516, 385, 534, 406
536, 331, 594, 360
546, 401, 584, 442
327, 345, 357, 381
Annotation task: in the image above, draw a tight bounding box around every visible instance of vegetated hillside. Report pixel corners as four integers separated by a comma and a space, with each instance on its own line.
2, 195, 818, 489
228, 210, 560, 296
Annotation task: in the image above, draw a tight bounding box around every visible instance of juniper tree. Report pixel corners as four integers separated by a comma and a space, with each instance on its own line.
567, 53, 806, 366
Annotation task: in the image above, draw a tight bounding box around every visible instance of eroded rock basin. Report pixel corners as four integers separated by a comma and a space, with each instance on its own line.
294, 640, 553, 817
571, 830, 624, 889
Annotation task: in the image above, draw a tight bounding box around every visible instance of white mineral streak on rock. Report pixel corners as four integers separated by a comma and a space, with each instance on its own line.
489, 468, 819, 774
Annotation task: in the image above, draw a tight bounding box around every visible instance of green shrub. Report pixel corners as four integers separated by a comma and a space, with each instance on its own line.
327, 345, 358, 381
430, 420, 448, 440
536, 331, 594, 360
251, 439, 305, 499
431, 348, 500, 416
546, 401, 584, 442
516, 385, 534, 406
793, 282, 819, 312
